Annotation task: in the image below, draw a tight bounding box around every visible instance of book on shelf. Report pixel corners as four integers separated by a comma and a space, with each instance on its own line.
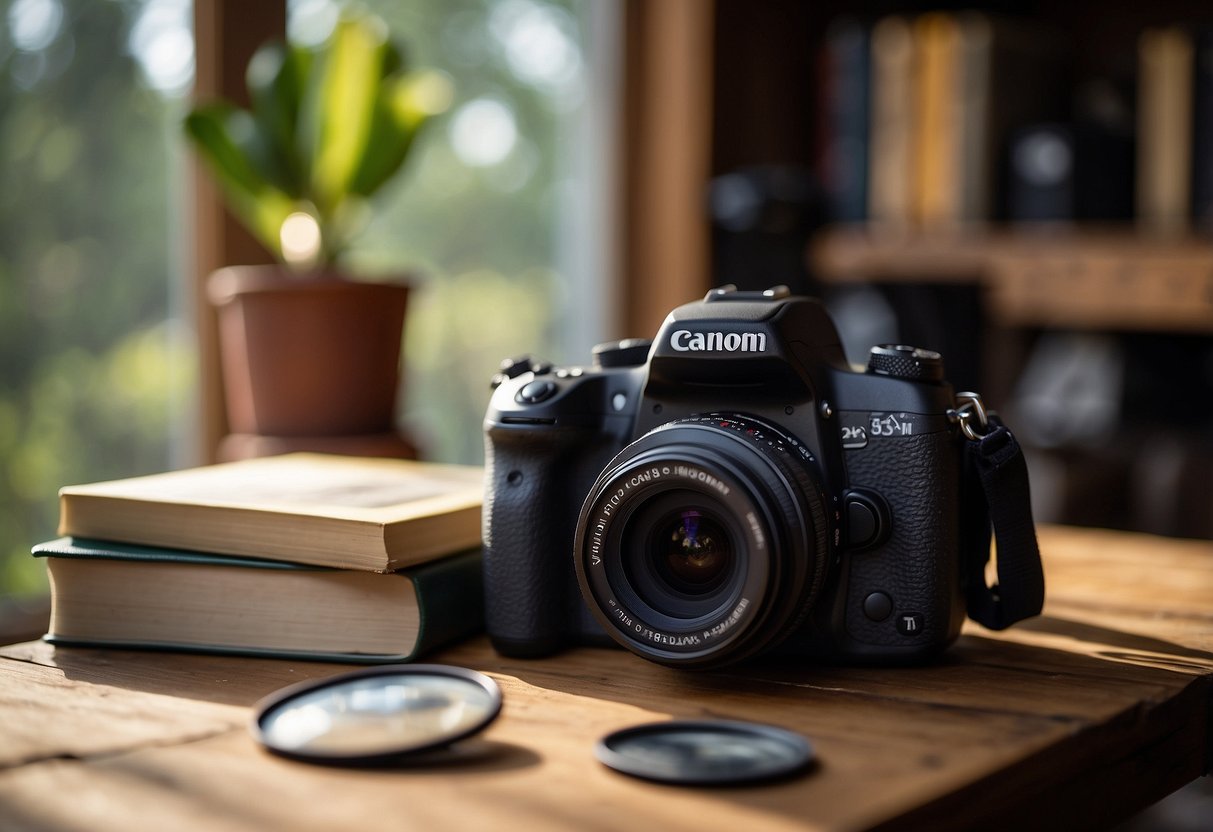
1138, 26, 1194, 233
910, 12, 961, 226
35, 538, 484, 663
1190, 30, 1213, 226
817, 17, 870, 223
867, 15, 914, 225
57, 453, 483, 573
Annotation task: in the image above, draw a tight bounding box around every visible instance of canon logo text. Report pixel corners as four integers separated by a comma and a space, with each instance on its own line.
670, 330, 767, 353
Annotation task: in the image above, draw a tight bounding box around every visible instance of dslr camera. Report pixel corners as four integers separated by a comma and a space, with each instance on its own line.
484, 286, 992, 668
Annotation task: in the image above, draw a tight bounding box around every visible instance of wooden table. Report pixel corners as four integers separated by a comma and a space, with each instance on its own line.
1, 526, 1211, 831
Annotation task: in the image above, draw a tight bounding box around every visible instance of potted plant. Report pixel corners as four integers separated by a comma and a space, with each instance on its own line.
185, 9, 451, 458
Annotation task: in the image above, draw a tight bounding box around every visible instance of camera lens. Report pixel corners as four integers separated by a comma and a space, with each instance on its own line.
575, 415, 830, 669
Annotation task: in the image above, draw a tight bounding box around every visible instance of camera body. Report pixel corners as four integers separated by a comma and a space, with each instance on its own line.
483, 286, 966, 668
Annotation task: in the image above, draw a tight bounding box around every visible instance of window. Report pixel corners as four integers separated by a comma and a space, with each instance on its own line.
0, 0, 194, 596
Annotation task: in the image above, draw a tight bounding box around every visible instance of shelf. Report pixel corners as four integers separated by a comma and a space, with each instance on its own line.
810, 225, 1213, 333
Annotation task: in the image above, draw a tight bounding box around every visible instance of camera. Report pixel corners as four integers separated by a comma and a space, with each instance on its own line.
483, 286, 978, 668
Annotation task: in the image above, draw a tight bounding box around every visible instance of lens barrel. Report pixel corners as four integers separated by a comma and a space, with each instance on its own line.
574, 415, 830, 668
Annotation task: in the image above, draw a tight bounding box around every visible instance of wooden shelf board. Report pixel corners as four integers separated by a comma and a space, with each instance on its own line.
811, 224, 1213, 332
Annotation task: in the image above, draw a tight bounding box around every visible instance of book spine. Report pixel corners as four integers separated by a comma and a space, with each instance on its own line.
1137, 27, 1193, 233
956, 14, 993, 220
912, 13, 962, 227
819, 19, 870, 223
408, 549, 486, 659
1192, 31, 1213, 226
867, 16, 914, 226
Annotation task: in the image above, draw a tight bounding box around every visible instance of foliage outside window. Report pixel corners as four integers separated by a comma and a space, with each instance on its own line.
0, 0, 194, 597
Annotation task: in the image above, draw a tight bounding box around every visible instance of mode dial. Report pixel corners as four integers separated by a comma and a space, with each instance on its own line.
866, 344, 945, 383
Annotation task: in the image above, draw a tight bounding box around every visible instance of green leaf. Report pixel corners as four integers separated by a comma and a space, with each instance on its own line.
246, 41, 312, 196
303, 12, 391, 215
184, 104, 265, 196
183, 105, 296, 259
351, 70, 453, 196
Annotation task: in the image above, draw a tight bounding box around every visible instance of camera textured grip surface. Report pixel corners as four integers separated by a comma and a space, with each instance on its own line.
483, 428, 594, 655
844, 432, 961, 648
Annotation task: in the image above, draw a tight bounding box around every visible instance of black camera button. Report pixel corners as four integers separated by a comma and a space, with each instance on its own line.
862, 592, 893, 622
847, 499, 878, 547
897, 613, 924, 636
499, 354, 535, 379
844, 491, 887, 551
516, 380, 558, 405
530, 361, 554, 376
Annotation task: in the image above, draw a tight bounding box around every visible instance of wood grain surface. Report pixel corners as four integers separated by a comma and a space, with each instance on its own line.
0, 526, 1210, 831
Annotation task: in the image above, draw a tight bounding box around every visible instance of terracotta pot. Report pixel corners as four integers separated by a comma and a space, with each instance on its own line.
208, 266, 409, 437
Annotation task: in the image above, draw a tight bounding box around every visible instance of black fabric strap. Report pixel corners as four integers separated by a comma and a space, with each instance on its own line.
961, 416, 1045, 630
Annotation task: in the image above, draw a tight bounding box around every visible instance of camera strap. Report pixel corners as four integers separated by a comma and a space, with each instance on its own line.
955, 395, 1045, 630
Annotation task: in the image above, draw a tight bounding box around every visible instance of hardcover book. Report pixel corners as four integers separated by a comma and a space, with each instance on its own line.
867, 15, 914, 226
57, 453, 483, 572
1191, 30, 1213, 225
35, 538, 484, 663
818, 18, 870, 223
911, 13, 961, 226
1138, 26, 1193, 232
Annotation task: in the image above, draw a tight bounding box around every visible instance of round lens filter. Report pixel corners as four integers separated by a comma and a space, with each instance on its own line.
251, 664, 502, 765
595, 719, 814, 785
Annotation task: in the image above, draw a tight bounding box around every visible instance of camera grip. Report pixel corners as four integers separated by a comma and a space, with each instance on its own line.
843, 432, 964, 652
483, 425, 598, 656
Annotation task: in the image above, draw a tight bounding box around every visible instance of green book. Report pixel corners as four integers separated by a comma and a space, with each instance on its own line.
33, 538, 484, 664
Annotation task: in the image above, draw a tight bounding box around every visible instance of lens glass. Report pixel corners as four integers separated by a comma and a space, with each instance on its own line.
618, 494, 742, 622
653, 509, 733, 595
252, 665, 503, 763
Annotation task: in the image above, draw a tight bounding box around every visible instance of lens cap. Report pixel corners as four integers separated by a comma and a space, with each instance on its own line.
251, 664, 502, 765
595, 719, 814, 785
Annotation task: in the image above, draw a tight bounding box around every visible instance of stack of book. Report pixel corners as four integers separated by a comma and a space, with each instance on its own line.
33, 453, 485, 663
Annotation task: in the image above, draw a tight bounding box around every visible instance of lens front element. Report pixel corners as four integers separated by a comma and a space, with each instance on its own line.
621, 496, 743, 622
658, 509, 733, 592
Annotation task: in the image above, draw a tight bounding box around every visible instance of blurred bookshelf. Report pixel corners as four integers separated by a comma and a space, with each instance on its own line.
708, 1, 1213, 539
